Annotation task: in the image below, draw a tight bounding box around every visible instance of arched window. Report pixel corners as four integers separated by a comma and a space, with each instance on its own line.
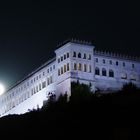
109, 69, 114, 77
73, 52, 76, 57
78, 53, 81, 58
102, 68, 107, 76
95, 67, 100, 75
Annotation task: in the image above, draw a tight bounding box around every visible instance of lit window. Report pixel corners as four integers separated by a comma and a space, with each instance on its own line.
78, 53, 81, 58
84, 64, 87, 72
64, 65, 66, 73
78, 63, 82, 71
95, 67, 100, 75
88, 54, 91, 60
89, 65, 92, 73
73, 52, 76, 57
102, 68, 107, 76
109, 69, 114, 77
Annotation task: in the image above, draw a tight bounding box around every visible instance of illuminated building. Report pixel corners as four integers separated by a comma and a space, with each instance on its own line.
0, 39, 140, 117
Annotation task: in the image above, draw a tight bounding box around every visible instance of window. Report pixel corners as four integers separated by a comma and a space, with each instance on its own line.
58, 58, 60, 63
102, 68, 107, 76
39, 74, 41, 78
39, 83, 41, 90
78, 63, 82, 71
74, 63, 77, 70
42, 81, 46, 88
47, 78, 49, 85
89, 65, 92, 72
50, 76, 53, 84
61, 56, 63, 61
123, 62, 125, 67
96, 58, 98, 63
47, 69, 49, 73
67, 53, 69, 58
64, 54, 66, 60
64, 65, 66, 72
58, 69, 60, 76
83, 53, 86, 59
109, 69, 114, 77
50, 67, 52, 71
88, 54, 91, 60
121, 73, 127, 79
103, 59, 105, 64
61, 67, 63, 74
78, 53, 81, 58
53, 65, 55, 69
67, 63, 70, 71
95, 67, 100, 75
73, 52, 76, 57
116, 61, 118, 66
84, 64, 87, 72
109, 60, 112, 65
132, 64, 135, 68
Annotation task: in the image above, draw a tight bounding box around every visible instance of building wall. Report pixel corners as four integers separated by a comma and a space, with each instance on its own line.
0, 41, 140, 117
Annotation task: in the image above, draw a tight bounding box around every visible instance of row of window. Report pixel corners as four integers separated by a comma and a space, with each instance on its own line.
58, 63, 70, 75
58, 53, 69, 63
73, 63, 92, 73
96, 58, 135, 68
95, 67, 114, 77
73, 52, 91, 60
1, 77, 54, 114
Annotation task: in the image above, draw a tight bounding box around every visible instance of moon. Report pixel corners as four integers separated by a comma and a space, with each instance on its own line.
0, 83, 5, 95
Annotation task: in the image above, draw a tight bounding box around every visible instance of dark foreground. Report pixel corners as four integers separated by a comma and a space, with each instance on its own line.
0, 83, 140, 140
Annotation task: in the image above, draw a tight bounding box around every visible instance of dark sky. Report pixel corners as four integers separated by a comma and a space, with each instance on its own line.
0, 0, 140, 88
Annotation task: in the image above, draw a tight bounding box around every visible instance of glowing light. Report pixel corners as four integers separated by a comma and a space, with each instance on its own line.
0, 83, 5, 95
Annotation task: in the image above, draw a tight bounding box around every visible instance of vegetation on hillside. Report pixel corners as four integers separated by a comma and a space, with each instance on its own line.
0, 82, 140, 139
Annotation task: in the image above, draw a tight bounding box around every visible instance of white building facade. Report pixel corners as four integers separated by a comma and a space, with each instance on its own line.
0, 40, 140, 117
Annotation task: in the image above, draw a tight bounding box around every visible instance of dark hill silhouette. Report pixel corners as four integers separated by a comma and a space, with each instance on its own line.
0, 82, 140, 140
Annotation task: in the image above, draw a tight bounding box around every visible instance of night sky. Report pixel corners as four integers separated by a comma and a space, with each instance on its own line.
0, 0, 140, 89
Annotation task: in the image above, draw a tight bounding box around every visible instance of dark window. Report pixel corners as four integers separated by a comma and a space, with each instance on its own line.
53, 65, 55, 69
123, 62, 125, 67
73, 52, 76, 57
103, 59, 105, 64
67, 53, 69, 58
58, 69, 60, 76
74, 63, 77, 70
83, 53, 86, 59
95, 67, 100, 75
50, 67, 52, 71
61, 67, 63, 74
102, 68, 107, 76
132, 64, 135, 68
109, 60, 112, 65
58, 58, 60, 63
64, 54, 66, 60
67, 63, 70, 71
78, 53, 81, 58
42, 81, 46, 88
116, 61, 118, 66
109, 69, 114, 77
61, 56, 63, 61
84, 64, 87, 72
96, 58, 98, 63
